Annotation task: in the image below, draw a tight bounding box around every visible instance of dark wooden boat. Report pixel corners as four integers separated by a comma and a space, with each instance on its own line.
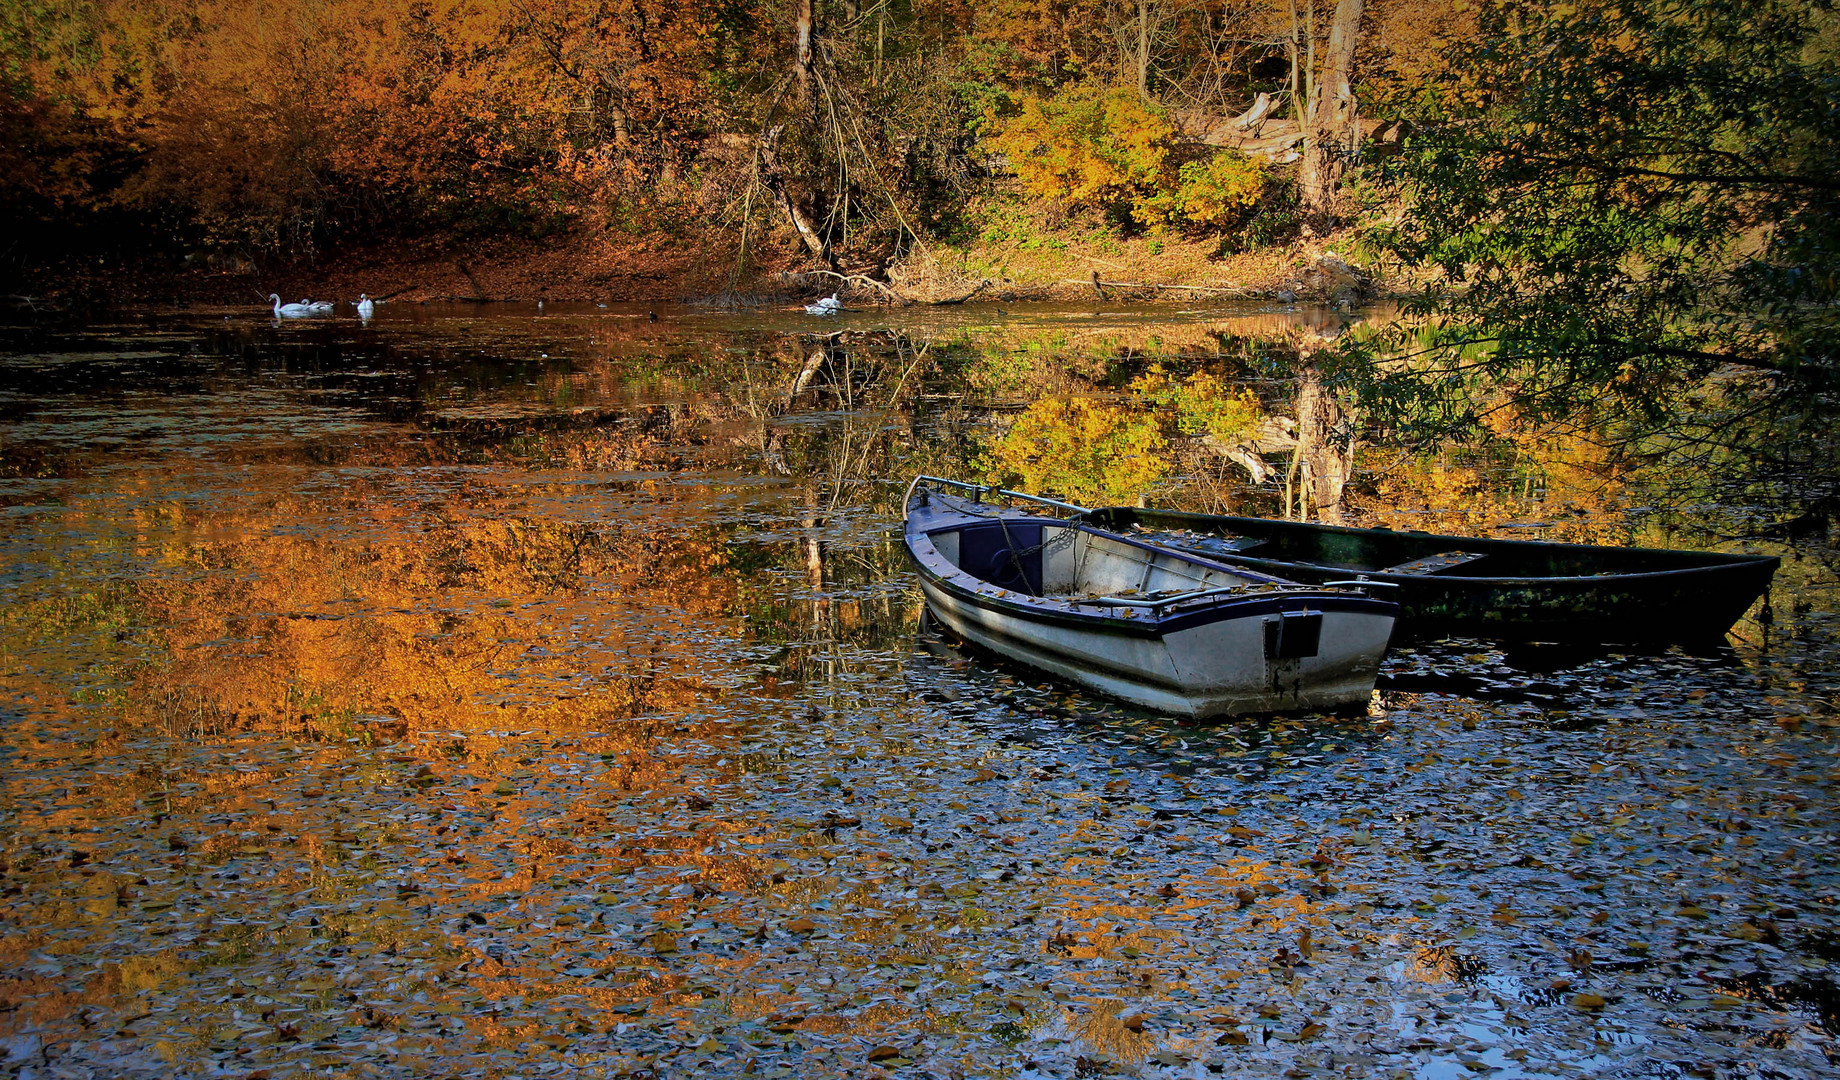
904, 477, 1396, 716
1083, 507, 1779, 645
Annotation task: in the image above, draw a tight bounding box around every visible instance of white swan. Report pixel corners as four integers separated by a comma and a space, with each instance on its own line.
302, 299, 334, 314
804, 292, 841, 316
356, 294, 374, 319
270, 293, 314, 317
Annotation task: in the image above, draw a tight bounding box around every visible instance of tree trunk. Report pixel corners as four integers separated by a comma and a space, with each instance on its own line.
758, 126, 832, 264
1299, 0, 1363, 216
1293, 364, 1355, 525
794, 0, 817, 105
1136, 0, 1151, 99
1287, 0, 1302, 121
602, 89, 633, 153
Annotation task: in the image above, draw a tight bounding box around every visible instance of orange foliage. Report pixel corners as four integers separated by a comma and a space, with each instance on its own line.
3, 0, 733, 247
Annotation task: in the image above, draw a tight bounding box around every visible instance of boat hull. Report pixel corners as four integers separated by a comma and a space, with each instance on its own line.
917, 575, 1392, 717
1086, 508, 1780, 645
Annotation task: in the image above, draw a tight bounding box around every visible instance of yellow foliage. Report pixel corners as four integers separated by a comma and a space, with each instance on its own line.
1171, 153, 1268, 231
981, 395, 1168, 506
1130, 365, 1263, 439
988, 83, 1271, 234
988, 84, 1179, 224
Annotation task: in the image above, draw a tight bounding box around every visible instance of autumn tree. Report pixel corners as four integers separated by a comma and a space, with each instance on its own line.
1350, 0, 1840, 509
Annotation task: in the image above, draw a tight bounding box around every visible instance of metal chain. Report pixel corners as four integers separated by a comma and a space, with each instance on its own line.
937, 489, 1080, 559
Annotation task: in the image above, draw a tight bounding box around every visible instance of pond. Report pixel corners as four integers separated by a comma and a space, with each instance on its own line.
1, 300, 1836, 1079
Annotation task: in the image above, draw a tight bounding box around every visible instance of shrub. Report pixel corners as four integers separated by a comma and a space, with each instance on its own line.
1130, 366, 1264, 439
982, 395, 1169, 505
989, 84, 1271, 236
1174, 152, 1268, 231
988, 84, 1180, 228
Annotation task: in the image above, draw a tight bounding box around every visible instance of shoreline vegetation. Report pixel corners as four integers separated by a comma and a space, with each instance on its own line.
4, 0, 1834, 510
11, 203, 1380, 311
1, 0, 1403, 309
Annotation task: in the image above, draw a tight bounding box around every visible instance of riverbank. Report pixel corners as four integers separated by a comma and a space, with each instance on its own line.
11, 212, 1379, 312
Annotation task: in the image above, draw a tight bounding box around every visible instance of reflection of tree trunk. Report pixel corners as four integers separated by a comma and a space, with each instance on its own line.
804, 534, 825, 591
802, 486, 828, 632
788, 348, 826, 407
1293, 364, 1354, 524
1299, 0, 1363, 216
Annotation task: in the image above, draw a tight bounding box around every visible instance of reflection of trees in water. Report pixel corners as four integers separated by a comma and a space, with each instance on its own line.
26, 329, 976, 742
911, 314, 1658, 531
934, 317, 1363, 519
1408, 945, 1490, 985
33, 480, 760, 740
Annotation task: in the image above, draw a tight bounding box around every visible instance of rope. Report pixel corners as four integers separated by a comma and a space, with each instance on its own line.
929, 487, 1078, 585
990, 500, 1077, 590
995, 513, 1031, 589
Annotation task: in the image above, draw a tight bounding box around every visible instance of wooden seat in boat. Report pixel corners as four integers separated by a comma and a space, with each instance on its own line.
1381, 551, 1486, 576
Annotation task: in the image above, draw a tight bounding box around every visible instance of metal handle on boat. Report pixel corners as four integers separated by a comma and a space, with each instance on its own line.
908, 475, 1092, 515
1322, 579, 1401, 589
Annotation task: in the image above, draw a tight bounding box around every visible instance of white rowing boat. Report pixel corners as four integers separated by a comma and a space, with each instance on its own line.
903, 476, 1397, 717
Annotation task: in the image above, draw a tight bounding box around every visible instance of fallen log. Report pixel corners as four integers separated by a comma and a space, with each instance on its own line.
795, 268, 902, 301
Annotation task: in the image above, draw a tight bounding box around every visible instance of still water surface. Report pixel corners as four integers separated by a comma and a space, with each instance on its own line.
1, 301, 1836, 1078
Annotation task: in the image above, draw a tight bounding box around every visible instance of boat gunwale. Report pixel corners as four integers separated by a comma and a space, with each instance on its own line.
1092, 508, 1781, 586
904, 508, 1396, 637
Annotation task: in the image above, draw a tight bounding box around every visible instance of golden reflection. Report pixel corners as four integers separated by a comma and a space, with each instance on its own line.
1355, 426, 1644, 544
1407, 945, 1488, 985
1069, 999, 1160, 1065
96, 481, 753, 736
